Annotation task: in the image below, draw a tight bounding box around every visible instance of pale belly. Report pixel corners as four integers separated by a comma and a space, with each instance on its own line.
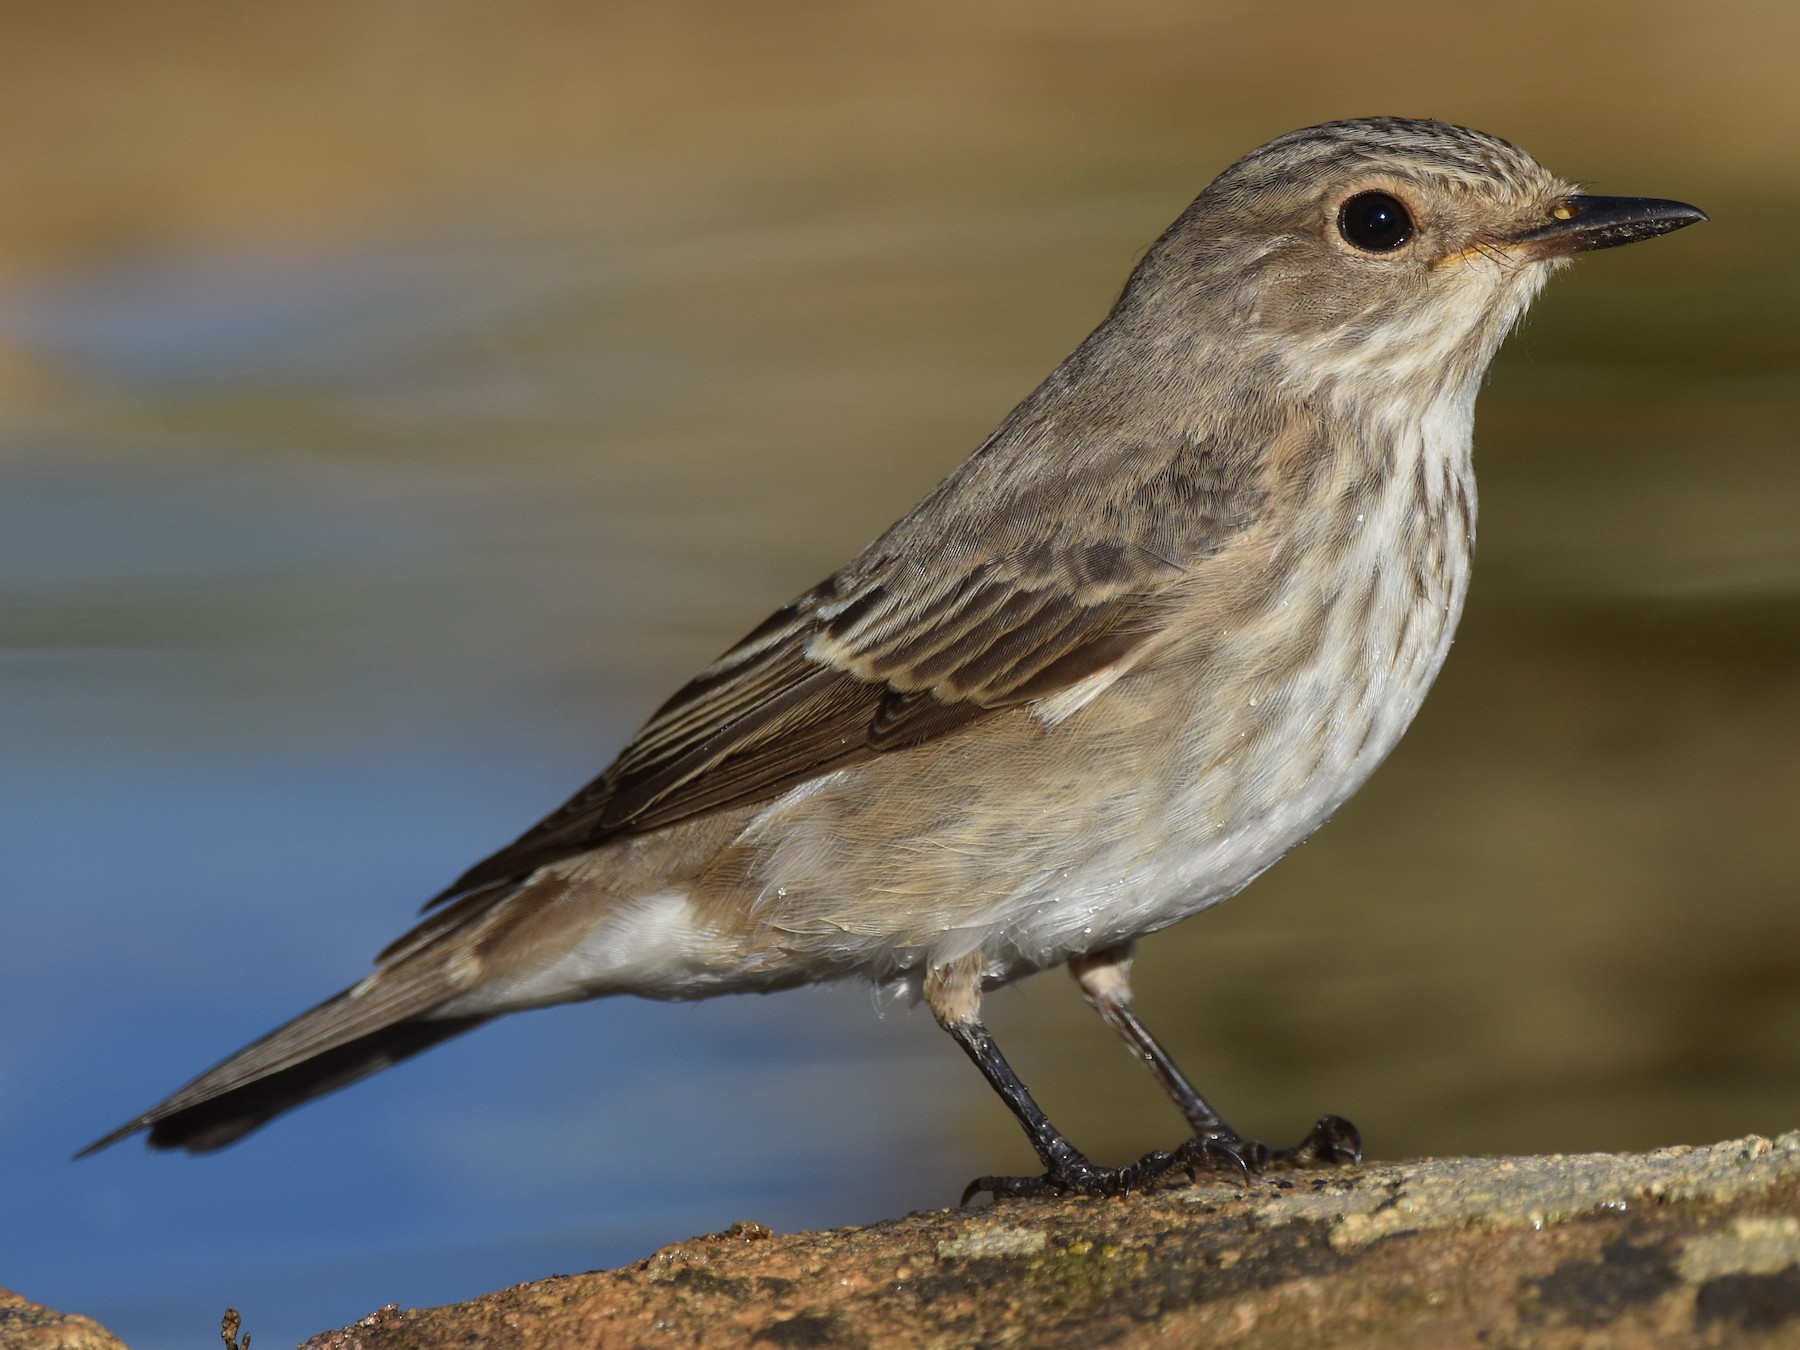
454, 534, 1469, 1017
446, 404, 1477, 1016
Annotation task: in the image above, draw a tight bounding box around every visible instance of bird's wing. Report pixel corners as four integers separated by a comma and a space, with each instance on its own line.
426, 432, 1269, 907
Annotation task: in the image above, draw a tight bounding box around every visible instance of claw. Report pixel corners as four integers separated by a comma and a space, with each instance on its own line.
961, 1172, 1057, 1205
960, 1115, 1361, 1205
960, 1146, 1186, 1205
1263, 1115, 1362, 1169
1175, 1134, 1253, 1185
1174, 1113, 1363, 1185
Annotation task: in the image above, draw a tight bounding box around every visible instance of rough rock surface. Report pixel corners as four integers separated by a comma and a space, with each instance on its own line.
0, 1286, 127, 1350
299, 1131, 1800, 1349
15, 1132, 1800, 1347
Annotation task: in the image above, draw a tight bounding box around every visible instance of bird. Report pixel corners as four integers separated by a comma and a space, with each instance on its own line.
82, 118, 1705, 1200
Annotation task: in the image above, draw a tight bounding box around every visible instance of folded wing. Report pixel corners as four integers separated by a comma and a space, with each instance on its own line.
429, 433, 1267, 904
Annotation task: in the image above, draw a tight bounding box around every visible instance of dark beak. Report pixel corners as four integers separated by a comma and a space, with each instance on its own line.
1508, 195, 1707, 258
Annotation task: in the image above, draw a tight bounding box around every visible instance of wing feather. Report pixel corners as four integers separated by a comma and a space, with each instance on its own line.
426, 428, 1273, 907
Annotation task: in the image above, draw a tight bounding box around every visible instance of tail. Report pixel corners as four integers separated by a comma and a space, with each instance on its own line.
80, 1010, 489, 1154
79, 944, 492, 1155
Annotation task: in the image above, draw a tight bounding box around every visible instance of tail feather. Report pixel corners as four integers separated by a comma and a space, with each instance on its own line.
85, 1014, 489, 1154
80, 957, 487, 1156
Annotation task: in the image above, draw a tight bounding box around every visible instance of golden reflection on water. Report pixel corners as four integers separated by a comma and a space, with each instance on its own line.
6, 1, 1798, 1181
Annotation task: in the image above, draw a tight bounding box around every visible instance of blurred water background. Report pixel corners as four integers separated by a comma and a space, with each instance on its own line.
2, 2, 1797, 1345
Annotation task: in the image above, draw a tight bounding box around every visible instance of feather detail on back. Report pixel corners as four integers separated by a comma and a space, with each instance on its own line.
426, 426, 1271, 908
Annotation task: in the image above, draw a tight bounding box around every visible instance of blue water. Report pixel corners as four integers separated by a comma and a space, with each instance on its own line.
4, 755, 970, 1345
0, 221, 987, 1347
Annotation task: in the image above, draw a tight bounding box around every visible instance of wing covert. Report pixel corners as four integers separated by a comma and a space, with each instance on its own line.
426, 425, 1275, 906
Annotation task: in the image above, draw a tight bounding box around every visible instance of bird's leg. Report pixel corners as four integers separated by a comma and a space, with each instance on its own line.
1070, 944, 1235, 1139
1069, 943, 1362, 1171
926, 956, 1188, 1203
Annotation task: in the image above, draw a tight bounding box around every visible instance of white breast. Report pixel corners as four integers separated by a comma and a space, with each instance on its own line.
980, 384, 1479, 979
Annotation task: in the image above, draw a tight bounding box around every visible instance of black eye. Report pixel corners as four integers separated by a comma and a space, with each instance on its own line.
1338, 191, 1414, 253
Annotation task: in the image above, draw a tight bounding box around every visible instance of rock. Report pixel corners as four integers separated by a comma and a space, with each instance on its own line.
298, 1130, 1800, 1349
0, 1287, 128, 1350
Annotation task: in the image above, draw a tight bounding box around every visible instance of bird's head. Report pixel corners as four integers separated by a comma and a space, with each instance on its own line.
1123, 117, 1704, 406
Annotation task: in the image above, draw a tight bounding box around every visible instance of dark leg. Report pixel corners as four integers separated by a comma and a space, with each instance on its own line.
940, 1015, 1193, 1202
925, 954, 1191, 1202
1069, 943, 1362, 1170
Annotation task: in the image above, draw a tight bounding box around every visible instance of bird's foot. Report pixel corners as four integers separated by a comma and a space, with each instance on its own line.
961, 1146, 1189, 1204
1186, 1114, 1363, 1174
960, 1115, 1360, 1205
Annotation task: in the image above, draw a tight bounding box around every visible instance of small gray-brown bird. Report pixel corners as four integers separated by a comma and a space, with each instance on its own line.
85, 118, 1704, 1199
